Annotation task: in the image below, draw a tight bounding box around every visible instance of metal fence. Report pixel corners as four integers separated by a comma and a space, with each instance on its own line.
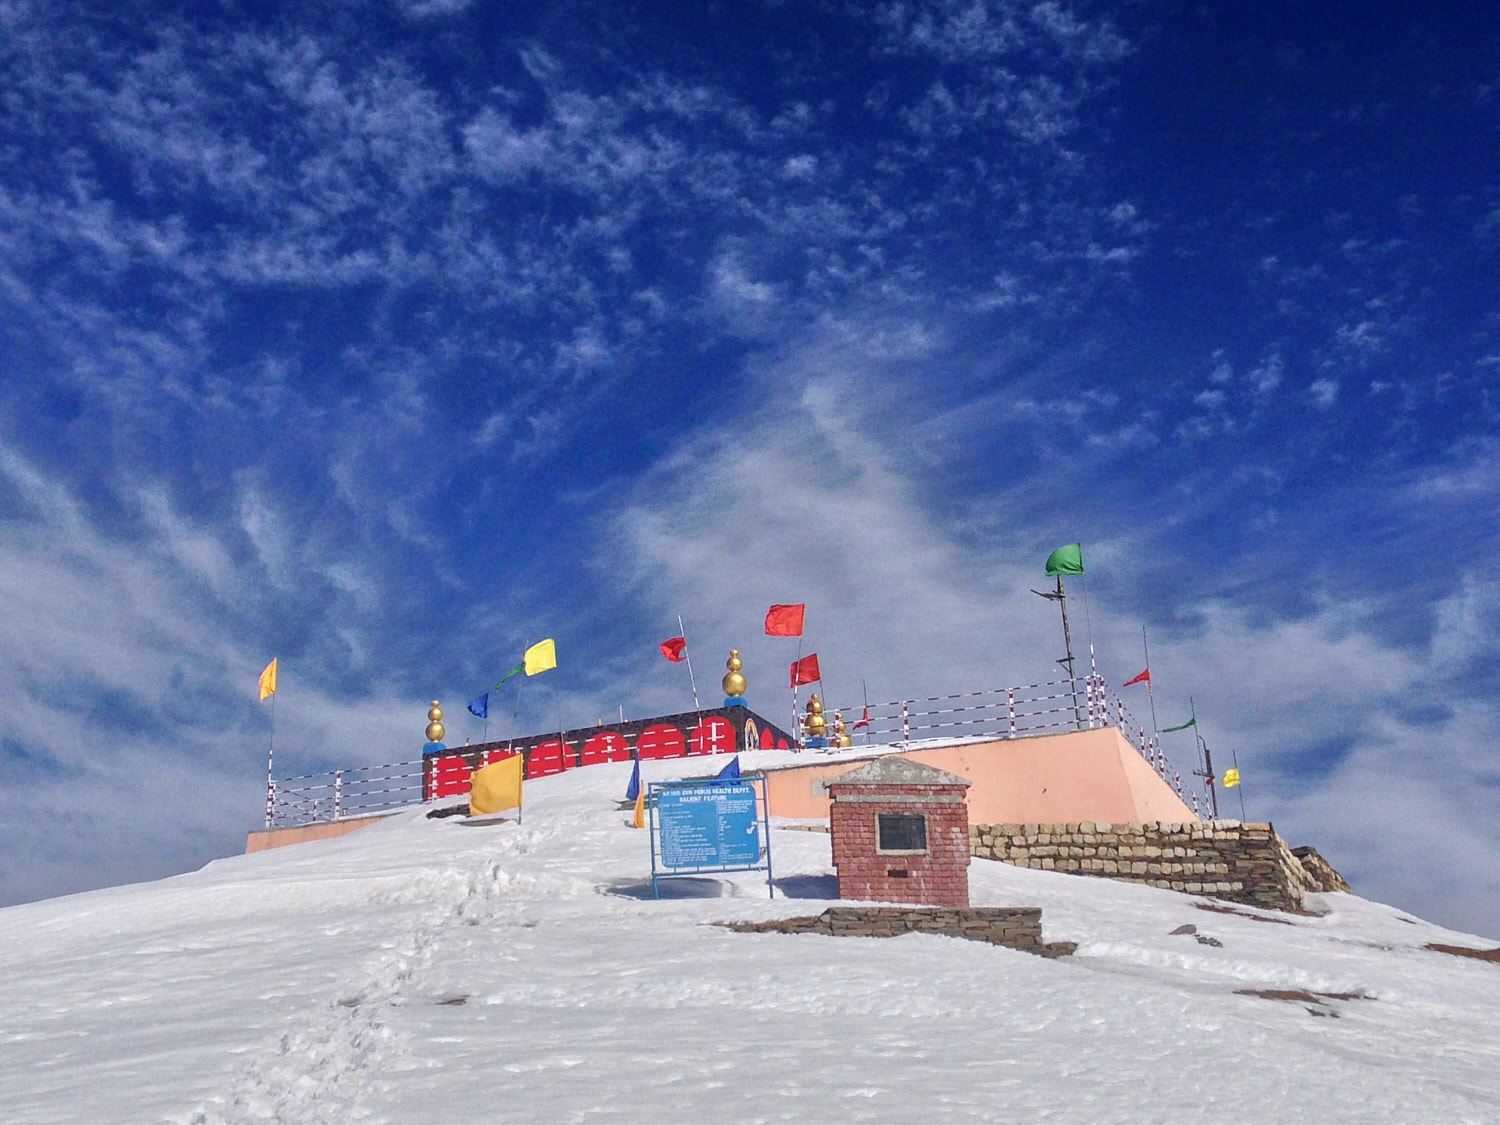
828, 678, 1089, 745
830, 676, 1199, 811
267, 758, 425, 829
267, 675, 1201, 828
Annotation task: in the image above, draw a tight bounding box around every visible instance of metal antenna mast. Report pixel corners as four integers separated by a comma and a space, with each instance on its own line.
1032, 574, 1081, 728
1188, 696, 1220, 820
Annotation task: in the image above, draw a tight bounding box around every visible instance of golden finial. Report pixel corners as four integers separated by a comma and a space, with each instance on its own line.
833, 710, 851, 748
803, 693, 827, 740
722, 649, 747, 698
425, 700, 446, 744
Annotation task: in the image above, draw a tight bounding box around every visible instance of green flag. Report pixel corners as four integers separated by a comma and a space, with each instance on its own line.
1162, 717, 1196, 733
1045, 543, 1084, 576
494, 661, 525, 690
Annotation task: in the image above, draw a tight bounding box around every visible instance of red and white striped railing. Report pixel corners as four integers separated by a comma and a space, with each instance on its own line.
837, 676, 1195, 806
839, 679, 1097, 746
267, 759, 426, 828
268, 676, 1196, 827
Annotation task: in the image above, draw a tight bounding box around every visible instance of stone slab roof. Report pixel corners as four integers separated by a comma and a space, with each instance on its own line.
822, 757, 971, 790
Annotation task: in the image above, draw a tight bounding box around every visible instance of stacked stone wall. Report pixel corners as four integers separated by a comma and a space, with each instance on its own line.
969, 820, 1346, 913
1291, 846, 1352, 893
724, 906, 1074, 956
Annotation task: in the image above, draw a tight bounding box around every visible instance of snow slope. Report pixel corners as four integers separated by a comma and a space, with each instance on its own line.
2, 750, 1497, 1124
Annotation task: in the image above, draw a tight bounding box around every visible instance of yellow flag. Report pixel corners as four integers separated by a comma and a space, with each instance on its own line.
258, 657, 278, 702
632, 787, 646, 829
470, 755, 524, 816
1222, 768, 1241, 789
524, 638, 557, 676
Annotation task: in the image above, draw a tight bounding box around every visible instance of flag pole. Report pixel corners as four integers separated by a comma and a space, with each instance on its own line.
817, 669, 828, 753
556, 674, 568, 771
264, 686, 277, 829
510, 674, 522, 755
1082, 570, 1098, 724
1231, 746, 1246, 820
1141, 626, 1160, 737
792, 636, 803, 749
1189, 696, 1219, 820
862, 678, 870, 744
678, 614, 701, 712
1058, 575, 1080, 727
1032, 574, 1080, 727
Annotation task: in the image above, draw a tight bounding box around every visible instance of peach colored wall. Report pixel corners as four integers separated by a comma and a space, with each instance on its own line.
762, 727, 1197, 824
245, 812, 393, 854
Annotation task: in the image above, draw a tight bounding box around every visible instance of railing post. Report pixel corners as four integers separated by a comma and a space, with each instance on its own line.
901, 700, 910, 742
265, 778, 275, 829
334, 770, 343, 820
1007, 688, 1016, 737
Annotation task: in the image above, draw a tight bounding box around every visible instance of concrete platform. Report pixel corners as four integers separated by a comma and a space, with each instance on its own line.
762, 726, 1197, 824
245, 810, 402, 854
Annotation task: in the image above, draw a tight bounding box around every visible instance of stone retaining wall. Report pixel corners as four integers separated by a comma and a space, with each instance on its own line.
970, 821, 1348, 913
723, 906, 1075, 957
1292, 846, 1352, 893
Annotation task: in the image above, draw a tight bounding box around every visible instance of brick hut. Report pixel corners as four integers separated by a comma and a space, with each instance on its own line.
824, 757, 972, 907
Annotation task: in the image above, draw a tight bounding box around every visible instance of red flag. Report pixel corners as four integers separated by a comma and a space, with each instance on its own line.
1123, 668, 1151, 687
764, 603, 806, 637
852, 704, 870, 729
659, 637, 687, 663
789, 653, 821, 687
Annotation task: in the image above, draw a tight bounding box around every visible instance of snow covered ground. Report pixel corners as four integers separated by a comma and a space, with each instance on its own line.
2, 749, 1497, 1124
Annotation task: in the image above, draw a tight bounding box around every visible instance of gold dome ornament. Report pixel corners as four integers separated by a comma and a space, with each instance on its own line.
722, 649, 747, 700
833, 710, 851, 748
803, 693, 828, 747
425, 700, 446, 745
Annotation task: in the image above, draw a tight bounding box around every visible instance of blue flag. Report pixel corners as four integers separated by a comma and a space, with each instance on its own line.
625, 758, 641, 802
467, 693, 489, 720
715, 756, 741, 781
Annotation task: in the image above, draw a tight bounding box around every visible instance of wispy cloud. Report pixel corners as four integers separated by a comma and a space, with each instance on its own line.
2, 0, 1497, 941
599, 317, 1500, 935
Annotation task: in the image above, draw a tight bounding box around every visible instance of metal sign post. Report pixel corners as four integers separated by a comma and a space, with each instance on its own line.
648, 776, 773, 899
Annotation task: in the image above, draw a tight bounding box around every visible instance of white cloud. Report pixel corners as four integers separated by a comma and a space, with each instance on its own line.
707, 251, 783, 332
393, 0, 472, 17
1248, 350, 1283, 394
1336, 319, 1384, 353
600, 321, 1500, 938
0, 450, 460, 907
464, 108, 555, 182
1309, 378, 1340, 408
782, 154, 818, 179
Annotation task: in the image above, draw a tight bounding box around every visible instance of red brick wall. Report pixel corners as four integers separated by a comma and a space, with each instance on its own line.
829, 783, 970, 907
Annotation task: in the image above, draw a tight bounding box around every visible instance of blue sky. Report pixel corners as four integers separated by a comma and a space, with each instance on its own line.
2, 0, 1497, 937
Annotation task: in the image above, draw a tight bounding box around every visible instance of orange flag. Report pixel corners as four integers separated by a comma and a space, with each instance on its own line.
258, 658, 278, 702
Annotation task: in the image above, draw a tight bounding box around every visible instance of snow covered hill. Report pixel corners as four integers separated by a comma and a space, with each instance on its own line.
2, 750, 1497, 1124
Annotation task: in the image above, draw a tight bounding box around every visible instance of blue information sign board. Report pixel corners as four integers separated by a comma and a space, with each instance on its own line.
648, 777, 772, 898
